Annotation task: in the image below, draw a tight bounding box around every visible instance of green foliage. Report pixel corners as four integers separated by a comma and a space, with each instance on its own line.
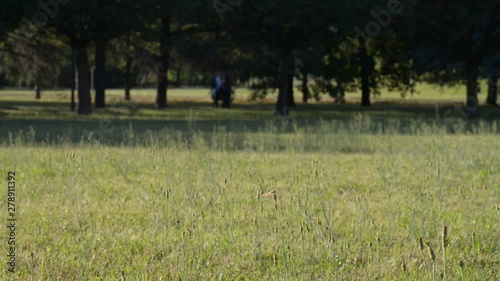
403, 0, 500, 82
0, 28, 69, 90
0, 2, 23, 41
0, 0, 499, 109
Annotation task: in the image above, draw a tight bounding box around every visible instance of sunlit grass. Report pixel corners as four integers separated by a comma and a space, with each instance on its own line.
1, 116, 499, 280
0, 79, 491, 103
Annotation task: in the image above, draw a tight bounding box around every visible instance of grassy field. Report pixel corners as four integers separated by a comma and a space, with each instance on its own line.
1, 87, 499, 280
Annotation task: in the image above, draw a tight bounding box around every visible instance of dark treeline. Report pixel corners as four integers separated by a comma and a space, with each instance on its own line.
0, 0, 498, 115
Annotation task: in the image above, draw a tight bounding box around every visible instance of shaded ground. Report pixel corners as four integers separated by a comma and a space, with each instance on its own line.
1, 89, 499, 145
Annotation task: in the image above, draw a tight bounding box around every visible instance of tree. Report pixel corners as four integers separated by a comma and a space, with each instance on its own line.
407, 0, 500, 115
294, 40, 327, 103
109, 32, 137, 100
136, 0, 209, 108
312, 39, 359, 103
487, 74, 498, 105
91, 0, 140, 108
359, 38, 372, 106
0, 1, 23, 39
337, 0, 406, 106
0, 29, 68, 99
484, 51, 500, 106
221, 0, 340, 115
43, 1, 98, 114
34, 0, 136, 113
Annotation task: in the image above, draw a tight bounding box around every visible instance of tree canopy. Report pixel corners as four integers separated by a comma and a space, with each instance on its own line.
0, 0, 498, 114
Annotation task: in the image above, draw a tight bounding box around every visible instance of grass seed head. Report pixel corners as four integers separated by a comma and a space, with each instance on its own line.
442, 225, 448, 248
426, 242, 436, 261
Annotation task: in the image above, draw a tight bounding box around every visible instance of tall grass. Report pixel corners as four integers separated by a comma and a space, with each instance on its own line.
2, 116, 499, 149
1, 117, 499, 280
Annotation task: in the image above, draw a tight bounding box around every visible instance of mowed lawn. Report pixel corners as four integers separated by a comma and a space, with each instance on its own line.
0, 80, 497, 122
1, 87, 499, 280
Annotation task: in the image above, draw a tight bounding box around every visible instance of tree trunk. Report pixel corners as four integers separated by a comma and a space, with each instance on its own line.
287, 67, 296, 107
465, 57, 479, 115
71, 46, 76, 111
335, 81, 346, 103
301, 69, 309, 103
222, 72, 233, 108
124, 62, 132, 101
339, 86, 346, 103
276, 48, 291, 115
76, 45, 92, 115
95, 40, 106, 108
124, 35, 132, 100
35, 79, 41, 99
487, 74, 498, 106
156, 16, 170, 109
359, 38, 371, 106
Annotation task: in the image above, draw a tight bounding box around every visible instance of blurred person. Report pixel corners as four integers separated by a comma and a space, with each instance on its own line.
211, 72, 223, 108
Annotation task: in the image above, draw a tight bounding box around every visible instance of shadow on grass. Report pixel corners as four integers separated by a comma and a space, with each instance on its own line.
1, 99, 499, 148
1, 98, 498, 118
